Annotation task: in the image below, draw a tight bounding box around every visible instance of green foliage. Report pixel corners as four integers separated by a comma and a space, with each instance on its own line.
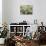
0, 28, 8, 38
0, 23, 9, 38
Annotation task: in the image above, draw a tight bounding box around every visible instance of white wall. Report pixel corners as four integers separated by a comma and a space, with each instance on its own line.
2, 0, 8, 24
2, 0, 46, 26
0, 0, 2, 27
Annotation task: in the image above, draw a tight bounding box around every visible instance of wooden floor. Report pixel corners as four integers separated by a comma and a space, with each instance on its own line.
0, 40, 46, 46
0, 44, 46, 46
40, 45, 46, 46
31, 40, 46, 46
0, 44, 4, 46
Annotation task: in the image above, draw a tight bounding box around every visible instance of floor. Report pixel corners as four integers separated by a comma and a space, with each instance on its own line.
0, 44, 4, 46
40, 45, 46, 46
0, 44, 46, 46
31, 40, 46, 46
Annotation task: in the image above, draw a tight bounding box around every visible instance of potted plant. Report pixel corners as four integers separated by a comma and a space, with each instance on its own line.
0, 23, 9, 44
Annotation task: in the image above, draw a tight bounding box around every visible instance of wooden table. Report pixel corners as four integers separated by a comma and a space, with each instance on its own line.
12, 39, 32, 46
15, 39, 39, 46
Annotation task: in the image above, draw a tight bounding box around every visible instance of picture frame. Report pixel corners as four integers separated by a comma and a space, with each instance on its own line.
20, 5, 33, 15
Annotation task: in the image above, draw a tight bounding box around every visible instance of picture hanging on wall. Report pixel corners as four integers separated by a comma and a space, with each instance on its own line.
20, 5, 33, 15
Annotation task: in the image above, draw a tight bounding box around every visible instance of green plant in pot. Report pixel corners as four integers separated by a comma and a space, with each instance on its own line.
0, 23, 9, 38
0, 23, 9, 44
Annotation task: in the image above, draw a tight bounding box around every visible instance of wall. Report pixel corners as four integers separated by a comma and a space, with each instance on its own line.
2, 0, 46, 26
2, 0, 8, 25
0, 0, 2, 27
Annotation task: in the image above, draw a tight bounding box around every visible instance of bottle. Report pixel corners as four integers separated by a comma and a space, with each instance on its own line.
34, 19, 37, 24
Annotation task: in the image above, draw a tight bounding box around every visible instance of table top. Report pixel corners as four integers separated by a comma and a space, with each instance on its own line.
12, 38, 32, 43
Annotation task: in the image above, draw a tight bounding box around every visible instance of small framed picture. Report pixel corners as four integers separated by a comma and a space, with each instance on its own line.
20, 5, 33, 15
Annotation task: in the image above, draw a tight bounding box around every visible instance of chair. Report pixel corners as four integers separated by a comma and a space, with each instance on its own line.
5, 38, 15, 46
38, 26, 46, 45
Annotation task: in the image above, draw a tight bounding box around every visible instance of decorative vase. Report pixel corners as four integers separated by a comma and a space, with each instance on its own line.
0, 38, 5, 44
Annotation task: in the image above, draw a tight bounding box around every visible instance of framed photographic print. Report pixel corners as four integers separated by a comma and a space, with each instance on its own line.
20, 5, 33, 15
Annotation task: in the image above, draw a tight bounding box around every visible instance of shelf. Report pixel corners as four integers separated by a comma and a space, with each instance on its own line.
9, 23, 37, 26
10, 32, 23, 33
10, 32, 15, 33
16, 32, 23, 33
9, 25, 31, 36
